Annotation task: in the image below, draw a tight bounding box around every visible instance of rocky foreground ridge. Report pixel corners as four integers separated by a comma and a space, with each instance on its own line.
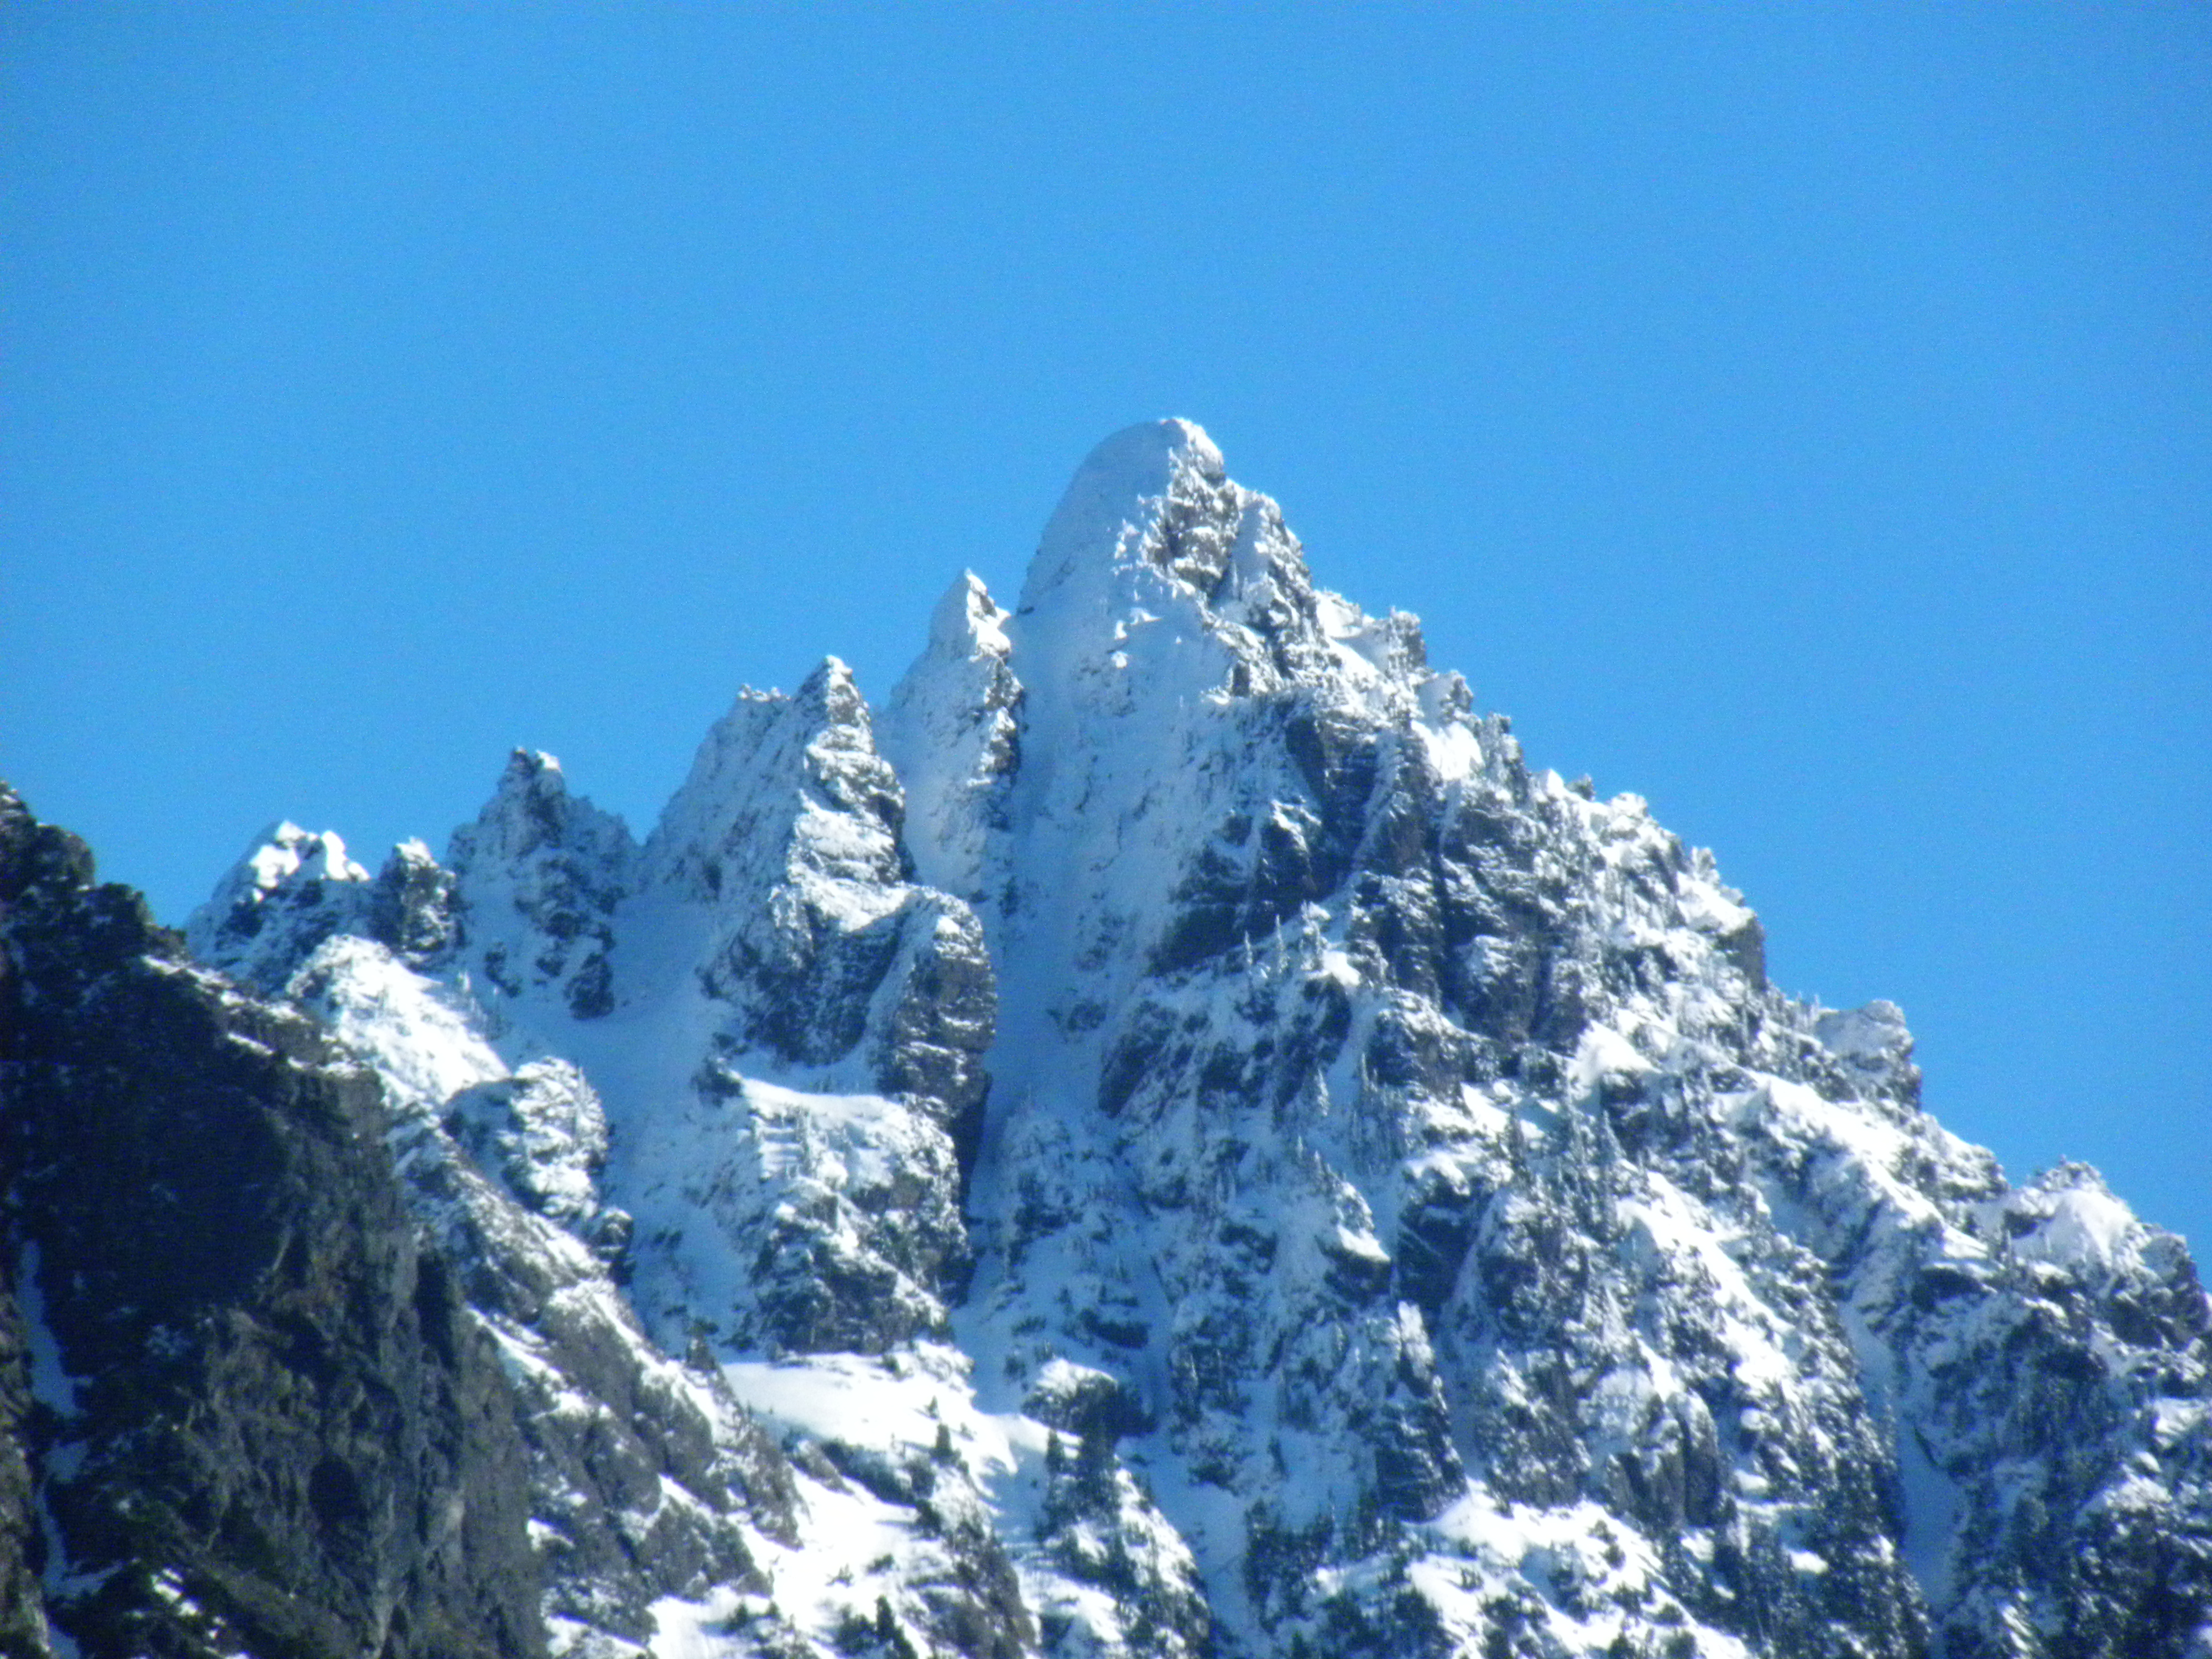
4, 420, 2209, 1658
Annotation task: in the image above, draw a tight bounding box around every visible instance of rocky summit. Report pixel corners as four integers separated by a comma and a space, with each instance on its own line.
5, 420, 2208, 1659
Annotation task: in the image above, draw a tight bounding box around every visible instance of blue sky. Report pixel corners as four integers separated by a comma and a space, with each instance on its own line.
4, 6, 2206, 1246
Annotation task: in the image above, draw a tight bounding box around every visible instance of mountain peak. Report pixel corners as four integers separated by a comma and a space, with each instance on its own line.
64, 422, 2211, 1659
791, 654, 872, 735
1073, 415, 1223, 491
451, 747, 628, 870
502, 747, 564, 783
925, 569, 1011, 662
250, 820, 371, 888
185, 820, 374, 991
1018, 416, 1239, 615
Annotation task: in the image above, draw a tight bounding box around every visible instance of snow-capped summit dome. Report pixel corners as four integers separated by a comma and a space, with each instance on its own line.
1042, 418, 1223, 553
1017, 416, 1238, 617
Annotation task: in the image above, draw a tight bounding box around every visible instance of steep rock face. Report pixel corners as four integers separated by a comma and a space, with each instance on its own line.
615, 655, 995, 1357
288, 934, 800, 1658
879, 572, 1022, 909
0, 1245, 43, 1655
891, 420, 2210, 1658
447, 749, 637, 1022
644, 656, 993, 1140
0, 784, 545, 1659
915, 421, 1930, 1656
1749, 1096, 2212, 1658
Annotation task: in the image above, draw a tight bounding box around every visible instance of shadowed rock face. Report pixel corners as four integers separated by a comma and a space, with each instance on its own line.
0, 784, 544, 1659
0, 1262, 40, 1656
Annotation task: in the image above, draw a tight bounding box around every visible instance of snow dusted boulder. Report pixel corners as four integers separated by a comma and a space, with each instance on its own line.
442, 1059, 635, 1267
1812, 996, 1922, 1104
369, 836, 461, 965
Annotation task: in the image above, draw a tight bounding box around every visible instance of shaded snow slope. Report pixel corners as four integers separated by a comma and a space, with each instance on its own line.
141, 419, 2212, 1659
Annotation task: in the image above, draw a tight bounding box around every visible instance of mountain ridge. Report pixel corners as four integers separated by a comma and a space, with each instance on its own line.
5, 420, 2206, 1658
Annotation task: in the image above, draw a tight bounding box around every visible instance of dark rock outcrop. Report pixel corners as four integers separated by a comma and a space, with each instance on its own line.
0, 783, 545, 1659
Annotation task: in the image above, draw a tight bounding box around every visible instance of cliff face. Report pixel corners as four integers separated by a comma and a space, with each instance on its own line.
4, 422, 2209, 1659
0, 784, 545, 1658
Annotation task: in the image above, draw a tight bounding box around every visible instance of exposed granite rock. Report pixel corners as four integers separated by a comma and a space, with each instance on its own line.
624, 657, 993, 1358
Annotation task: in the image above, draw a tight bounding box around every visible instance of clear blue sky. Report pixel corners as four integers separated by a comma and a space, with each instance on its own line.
4, 6, 2206, 1247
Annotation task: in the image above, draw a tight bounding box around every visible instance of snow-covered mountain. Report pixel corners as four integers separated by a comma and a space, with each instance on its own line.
6, 420, 2208, 1658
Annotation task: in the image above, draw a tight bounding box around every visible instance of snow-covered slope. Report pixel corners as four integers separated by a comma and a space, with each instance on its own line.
94, 419, 2212, 1659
